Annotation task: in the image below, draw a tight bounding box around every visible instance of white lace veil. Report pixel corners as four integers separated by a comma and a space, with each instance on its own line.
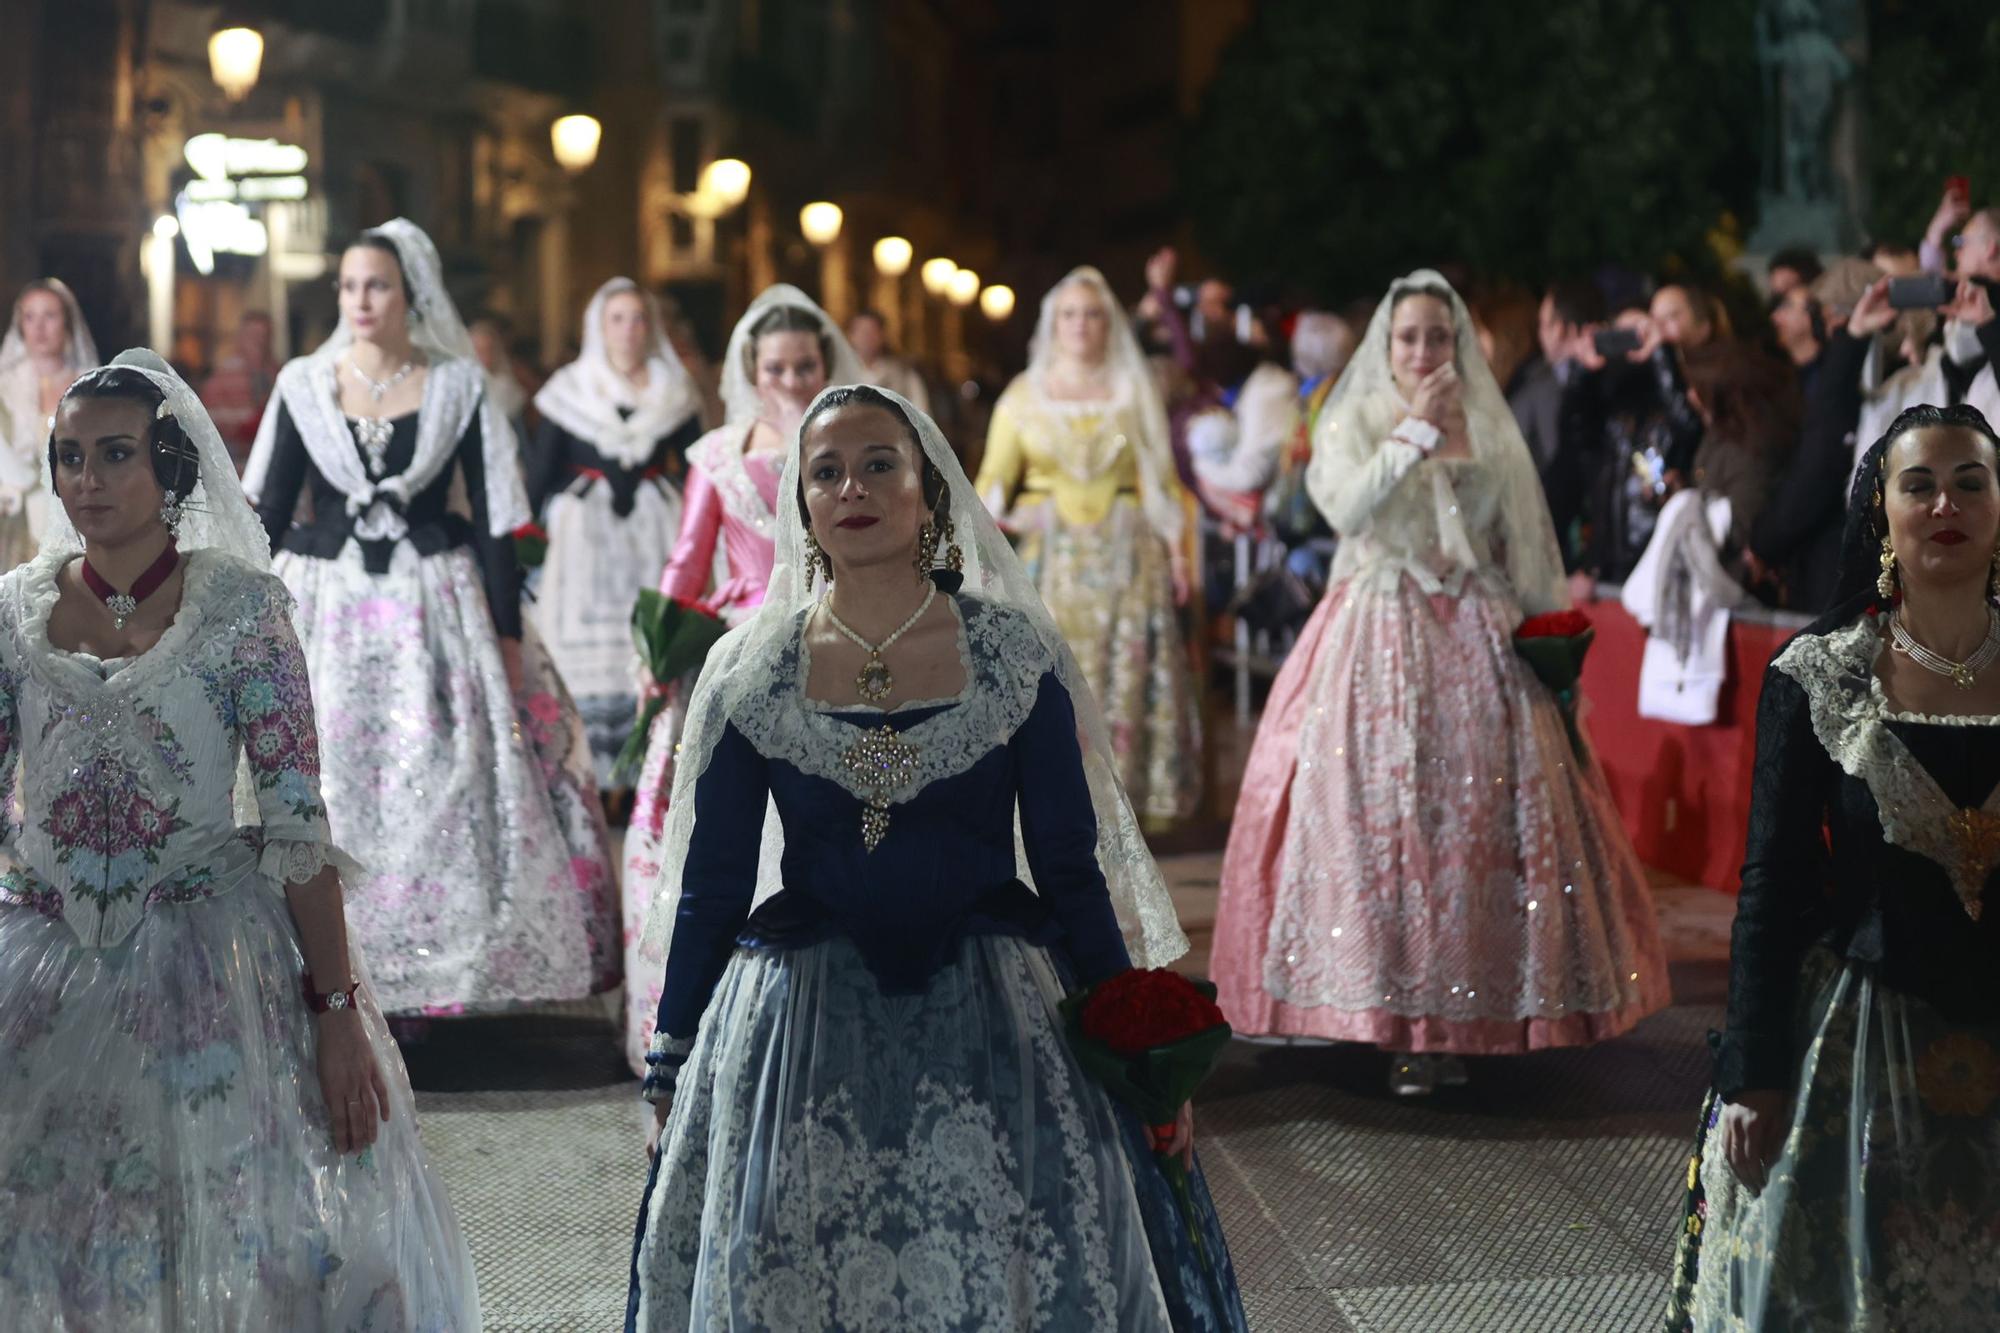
642, 384, 1189, 969
41, 349, 271, 571
1026, 266, 1182, 543
1307, 269, 1568, 614
717, 284, 865, 428
532, 277, 702, 463
0, 278, 99, 379
240, 218, 529, 536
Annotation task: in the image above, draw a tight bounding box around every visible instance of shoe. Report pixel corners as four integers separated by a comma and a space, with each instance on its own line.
1434, 1054, 1469, 1086
1389, 1052, 1436, 1097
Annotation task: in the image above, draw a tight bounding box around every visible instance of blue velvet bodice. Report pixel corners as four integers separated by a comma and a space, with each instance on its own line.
652, 668, 1131, 1044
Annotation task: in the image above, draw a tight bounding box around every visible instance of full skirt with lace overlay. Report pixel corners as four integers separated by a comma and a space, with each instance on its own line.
628, 934, 1247, 1333
277, 541, 619, 1012
530, 477, 683, 788
1013, 495, 1200, 826
1665, 949, 2000, 1331
1210, 571, 1669, 1051
0, 882, 478, 1330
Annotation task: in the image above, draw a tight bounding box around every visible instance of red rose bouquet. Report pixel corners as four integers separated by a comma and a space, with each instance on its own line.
611, 589, 727, 785
512, 522, 550, 570
1514, 609, 1594, 761
1060, 967, 1232, 1271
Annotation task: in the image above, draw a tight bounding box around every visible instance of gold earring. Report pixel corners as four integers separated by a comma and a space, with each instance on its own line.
943, 515, 963, 573
1878, 532, 1897, 600
1989, 544, 2000, 599
805, 528, 828, 590
915, 520, 939, 575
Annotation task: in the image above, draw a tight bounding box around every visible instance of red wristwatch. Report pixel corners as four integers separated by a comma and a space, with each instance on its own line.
302, 969, 360, 1013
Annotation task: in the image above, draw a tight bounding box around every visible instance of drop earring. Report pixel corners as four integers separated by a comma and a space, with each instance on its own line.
159, 488, 185, 534
1878, 532, 1897, 600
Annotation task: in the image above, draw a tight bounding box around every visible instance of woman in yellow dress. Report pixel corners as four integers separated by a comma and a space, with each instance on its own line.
977, 266, 1201, 824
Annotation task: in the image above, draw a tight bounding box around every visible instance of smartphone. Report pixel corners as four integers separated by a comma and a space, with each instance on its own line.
1592, 327, 1642, 359
1234, 303, 1253, 344
1888, 273, 1952, 310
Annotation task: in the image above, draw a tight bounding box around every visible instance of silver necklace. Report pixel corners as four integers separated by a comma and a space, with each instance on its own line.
821, 583, 936, 704
1890, 606, 2000, 690
344, 354, 416, 403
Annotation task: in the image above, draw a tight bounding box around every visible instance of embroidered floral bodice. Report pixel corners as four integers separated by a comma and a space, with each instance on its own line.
1716, 612, 2000, 1096
0, 550, 349, 949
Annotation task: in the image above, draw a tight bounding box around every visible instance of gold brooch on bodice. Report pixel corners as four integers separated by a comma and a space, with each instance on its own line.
1945, 807, 2000, 921
841, 723, 920, 851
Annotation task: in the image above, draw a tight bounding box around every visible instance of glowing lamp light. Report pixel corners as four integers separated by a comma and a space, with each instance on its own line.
979, 284, 1016, 321
551, 115, 602, 174
872, 236, 913, 277
947, 268, 980, 307
699, 158, 752, 209
208, 26, 264, 101
152, 214, 180, 240
800, 202, 844, 247
920, 257, 958, 297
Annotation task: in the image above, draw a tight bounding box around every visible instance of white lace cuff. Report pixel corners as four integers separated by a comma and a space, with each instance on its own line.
258, 838, 366, 887
1389, 417, 1441, 454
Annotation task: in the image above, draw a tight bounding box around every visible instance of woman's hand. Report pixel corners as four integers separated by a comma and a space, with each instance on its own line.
647, 1097, 672, 1161
1847, 278, 1898, 339
1567, 570, 1599, 606
316, 1008, 391, 1154
1719, 1089, 1789, 1192
1162, 1102, 1195, 1169
1169, 550, 1192, 606
500, 636, 526, 696
1408, 363, 1460, 426
1945, 278, 1996, 330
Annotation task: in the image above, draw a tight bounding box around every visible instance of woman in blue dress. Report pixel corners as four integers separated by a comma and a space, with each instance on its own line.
626, 384, 1247, 1331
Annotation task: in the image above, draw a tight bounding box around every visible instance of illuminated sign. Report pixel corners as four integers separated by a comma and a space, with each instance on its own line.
176, 133, 311, 274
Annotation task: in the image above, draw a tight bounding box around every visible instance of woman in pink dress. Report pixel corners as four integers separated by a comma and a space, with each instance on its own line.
1209, 271, 1669, 1095
617, 285, 861, 1074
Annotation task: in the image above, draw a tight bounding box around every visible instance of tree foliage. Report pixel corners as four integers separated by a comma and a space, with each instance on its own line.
1863, 2, 2000, 244
1181, 0, 1761, 302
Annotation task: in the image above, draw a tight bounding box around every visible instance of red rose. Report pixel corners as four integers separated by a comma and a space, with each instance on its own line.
1078, 967, 1228, 1056
1517, 610, 1592, 639
511, 522, 550, 542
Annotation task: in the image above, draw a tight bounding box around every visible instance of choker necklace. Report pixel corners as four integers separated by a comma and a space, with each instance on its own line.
822, 583, 936, 704
345, 354, 416, 403
1891, 606, 2000, 690
81, 542, 180, 630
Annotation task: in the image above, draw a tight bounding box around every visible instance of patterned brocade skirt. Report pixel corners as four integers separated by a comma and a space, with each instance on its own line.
1210, 572, 1669, 1052
278, 541, 619, 1013
629, 934, 1247, 1333
1013, 495, 1200, 826
1668, 951, 2000, 1330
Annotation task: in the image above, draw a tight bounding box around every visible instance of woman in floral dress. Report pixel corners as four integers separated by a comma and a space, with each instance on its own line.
0, 351, 476, 1328
1668, 402, 2000, 1329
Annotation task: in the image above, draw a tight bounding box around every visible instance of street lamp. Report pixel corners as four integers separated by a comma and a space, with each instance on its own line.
551, 114, 602, 174
979, 284, 1015, 321
920, 257, 958, 297
208, 24, 265, 101
946, 268, 980, 307
872, 236, 913, 277
799, 202, 844, 247
699, 158, 752, 210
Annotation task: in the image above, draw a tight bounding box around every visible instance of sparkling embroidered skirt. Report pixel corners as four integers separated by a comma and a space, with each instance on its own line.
628, 934, 1247, 1333
277, 541, 619, 1013
1210, 572, 1668, 1052
1013, 496, 1201, 826
1667, 951, 2000, 1330
530, 477, 683, 788
0, 885, 478, 1330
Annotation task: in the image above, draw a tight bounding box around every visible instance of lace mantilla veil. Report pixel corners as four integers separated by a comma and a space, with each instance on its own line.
0, 279, 101, 497
1306, 268, 1568, 615
240, 217, 530, 537
641, 384, 1190, 968
42, 349, 271, 572
717, 283, 866, 428
1024, 266, 1182, 545
0, 278, 99, 383
532, 276, 702, 465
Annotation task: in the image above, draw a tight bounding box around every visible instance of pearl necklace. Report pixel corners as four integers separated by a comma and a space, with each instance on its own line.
344, 354, 416, 403
821, 583, 936, 704
1891, 607, 2000, 690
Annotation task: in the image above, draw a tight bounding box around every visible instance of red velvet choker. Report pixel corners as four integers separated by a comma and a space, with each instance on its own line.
80, 542, 179, 630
